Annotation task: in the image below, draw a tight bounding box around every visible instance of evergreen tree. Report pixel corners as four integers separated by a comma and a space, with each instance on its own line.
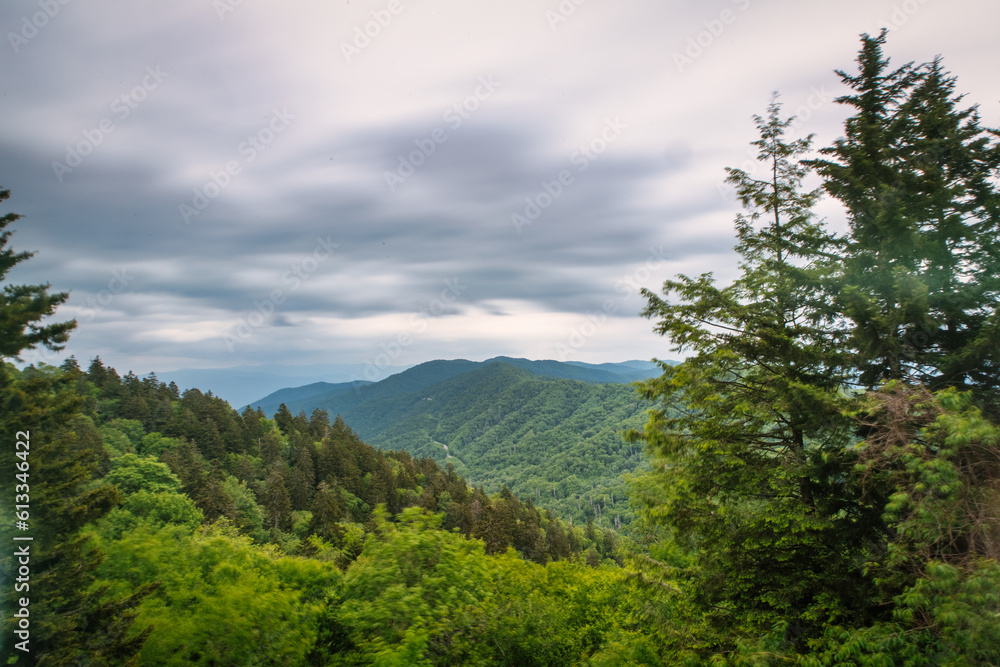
289, 445, 316, 511
258, 430, 282, 466
308, 407, 331, 440
810, 30, 1000, 394
273, 402, 295, 436
263, 467, 293, 532
0, 193, 151, 661
630, 99, 882, 649
0, 189, 76, 360
308, 481, 346, 545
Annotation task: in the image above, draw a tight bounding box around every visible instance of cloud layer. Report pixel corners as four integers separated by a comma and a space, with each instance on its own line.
2, 0, 998, 374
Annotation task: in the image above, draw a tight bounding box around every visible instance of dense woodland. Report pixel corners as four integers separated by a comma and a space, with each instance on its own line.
4, 31, 1000, 665
252, 358, 655, 528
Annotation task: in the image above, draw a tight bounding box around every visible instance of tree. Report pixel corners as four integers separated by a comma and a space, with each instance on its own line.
94, 522, 341, 665
263, 467, 293, 532
309, 407, 331, 440
307, 481, 346, 545
0, 190, 153, 663
274, 402, 295, 436
289, 445, 316, 511
104, 453, 184, 495
0, 366, 155, 664
810, 30, 1000, 394
0, 189, 76, 361
629, 98, 883, 649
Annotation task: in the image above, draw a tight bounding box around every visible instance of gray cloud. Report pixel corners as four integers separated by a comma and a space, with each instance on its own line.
3, 0, 998, 374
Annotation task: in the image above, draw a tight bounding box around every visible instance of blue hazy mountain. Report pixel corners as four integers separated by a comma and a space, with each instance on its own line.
157, 362, 410, 409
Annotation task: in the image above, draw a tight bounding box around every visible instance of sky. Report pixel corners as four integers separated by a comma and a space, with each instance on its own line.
2, 0, 999, 380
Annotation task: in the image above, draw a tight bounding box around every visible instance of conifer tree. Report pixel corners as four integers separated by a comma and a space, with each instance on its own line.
289, 445, 316, 511
0, 189, 76, 361
630, 99, 883, 647
308, 481, 346, 545
274, 402, 295, 436
811, 30, 1000, 393
0, 190, 152, 663
263, 467, 293, 532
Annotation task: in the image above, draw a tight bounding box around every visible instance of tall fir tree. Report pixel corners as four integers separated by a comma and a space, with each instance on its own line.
810, 30, 1000, 394
629, 99, 884, 650
1, 190, 152, 663
0, 189, 76, 361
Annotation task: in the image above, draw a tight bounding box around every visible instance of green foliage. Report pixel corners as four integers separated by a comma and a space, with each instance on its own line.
0, 364, 153, 664
105, 453, 184, 495
0, 188, 76, 361
627, 32, 1000, 664
629, 97, 880, 650
809, 30, 1000, 393
100, 490, 205, 539
331, 506, 648, 666
138, 431, 179, 457
94, 522, 342, 665
334, 507, 493, 663
222, 474, 265, 537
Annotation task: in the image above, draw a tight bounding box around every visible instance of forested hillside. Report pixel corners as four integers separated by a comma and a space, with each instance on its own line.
256, 359, 657, 527
0, 357, 628, 664
4, 31, 1000, 665
246, 356, 660, 416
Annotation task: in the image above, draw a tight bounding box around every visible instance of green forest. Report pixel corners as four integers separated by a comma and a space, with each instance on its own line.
4, 30, 1000, 664
251, 357, 656, 527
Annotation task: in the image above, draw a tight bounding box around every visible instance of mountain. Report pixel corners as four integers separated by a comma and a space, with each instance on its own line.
245, 357, 664, 415
564, 360, 663, 377
156, 362, 411, 408
247, 357, 671, 526
486, 357, 659, 383
241, 379, 372, 413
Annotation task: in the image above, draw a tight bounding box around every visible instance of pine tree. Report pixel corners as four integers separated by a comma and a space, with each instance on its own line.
289, 445, 316, 511
308, 407, 331, 440
263, 467, 293, 532
273, 402, 294, 436
630, 99, 883, 648
0, 191, 156, 663
258, 430, 282, 466
308, 481, 346, 545
810, 31, 1000, 393
0, 189, 76, 360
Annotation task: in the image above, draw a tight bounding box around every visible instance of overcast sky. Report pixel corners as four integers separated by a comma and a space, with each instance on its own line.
2, 0, 998, 377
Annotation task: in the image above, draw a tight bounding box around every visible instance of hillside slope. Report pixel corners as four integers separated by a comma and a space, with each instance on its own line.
250, 358, 661, 526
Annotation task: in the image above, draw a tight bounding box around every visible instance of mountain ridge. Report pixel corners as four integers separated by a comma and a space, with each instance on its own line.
243, 357, 672, 525
244, 357, 664, 414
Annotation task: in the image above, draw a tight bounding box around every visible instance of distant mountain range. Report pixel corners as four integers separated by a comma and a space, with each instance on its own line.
243, 357, 661, 414
155, 362, 413, 409
245, 357, 672, 526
